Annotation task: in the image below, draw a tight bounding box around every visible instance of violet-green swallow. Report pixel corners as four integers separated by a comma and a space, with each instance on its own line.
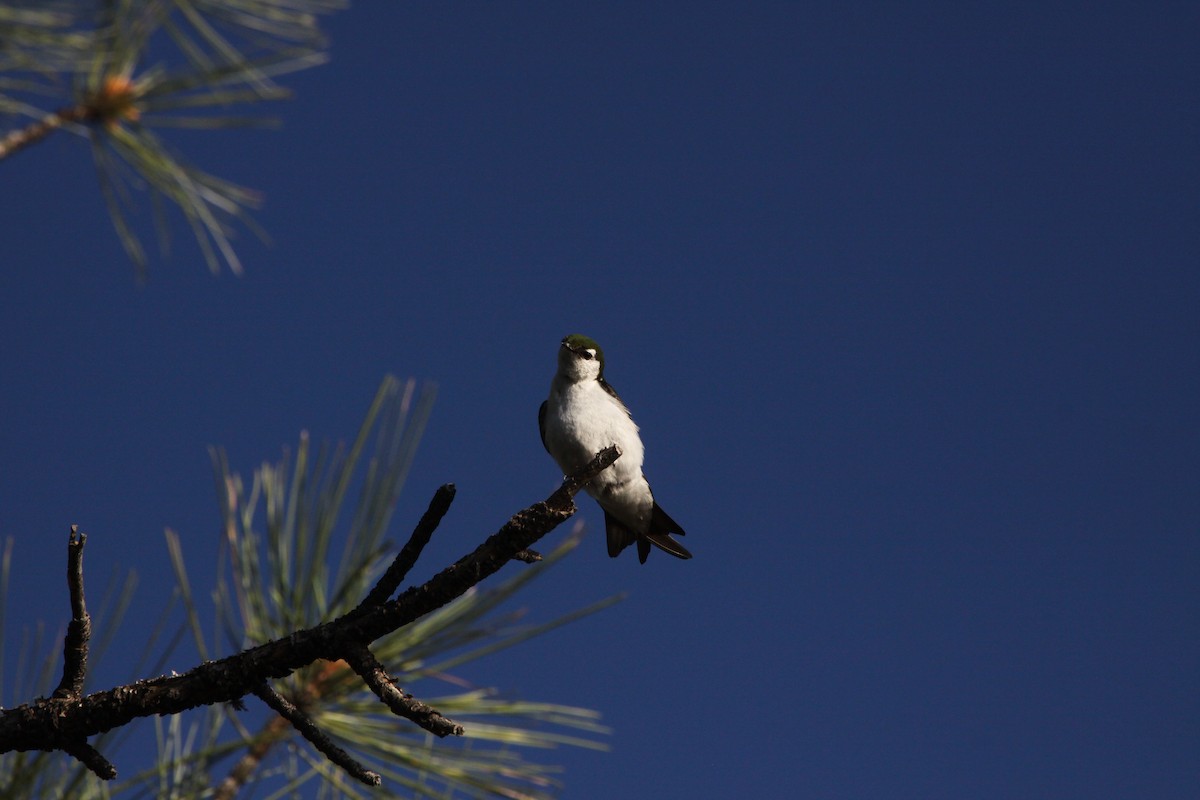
539, 334, 692, 564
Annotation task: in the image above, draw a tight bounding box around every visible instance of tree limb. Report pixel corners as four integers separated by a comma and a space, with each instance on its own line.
0, 445, 621, 784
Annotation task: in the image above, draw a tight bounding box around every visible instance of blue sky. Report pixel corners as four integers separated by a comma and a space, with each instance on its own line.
2, 2, 1198, 798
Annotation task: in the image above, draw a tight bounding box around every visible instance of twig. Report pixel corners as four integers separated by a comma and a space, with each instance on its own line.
362, 483, 456, 607
343, 643, 463, 737
61, 739, 117, 781
252, 682, 380, 787
215, 657, 347, 800
53, 526, 92, 700
48, 527, 114, 778
0, 105, 89, 162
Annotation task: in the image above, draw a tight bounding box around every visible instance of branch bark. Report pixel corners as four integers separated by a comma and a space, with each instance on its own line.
52, 525, 91, 700
252, 681, 381, 787
0, 446, 620, 783
361, 483, 456, 608
343, 642, 463, 737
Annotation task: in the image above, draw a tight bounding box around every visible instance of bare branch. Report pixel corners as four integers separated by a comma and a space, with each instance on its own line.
361, 482, 456, 607
252, 681, 380, 787
0, 446, 621, 781
343, 643, 463, 737
61, 739, 116, 780
53, 525, 92, 699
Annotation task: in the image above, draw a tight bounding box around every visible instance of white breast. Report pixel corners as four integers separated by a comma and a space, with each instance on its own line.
545, 381, 645, 480
545, 380, 656, 532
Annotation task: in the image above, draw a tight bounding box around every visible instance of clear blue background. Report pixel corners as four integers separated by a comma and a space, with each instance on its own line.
3, 2, 1198, 798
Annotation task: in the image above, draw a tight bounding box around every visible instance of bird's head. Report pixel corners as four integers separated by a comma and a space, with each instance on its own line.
557, 333, 605, 383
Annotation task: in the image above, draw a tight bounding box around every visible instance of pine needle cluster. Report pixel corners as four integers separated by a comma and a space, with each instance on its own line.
1, 0, 346, 276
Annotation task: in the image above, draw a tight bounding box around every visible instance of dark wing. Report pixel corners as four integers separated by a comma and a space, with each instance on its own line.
604, 511, 637, 558
538, 400, 550, 453
597, 377, 632, 416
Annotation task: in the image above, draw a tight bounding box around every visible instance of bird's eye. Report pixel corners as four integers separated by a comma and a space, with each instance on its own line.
582, 349, 596, 360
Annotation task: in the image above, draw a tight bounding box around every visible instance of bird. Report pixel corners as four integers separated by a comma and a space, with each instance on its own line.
539, 334, 692, 563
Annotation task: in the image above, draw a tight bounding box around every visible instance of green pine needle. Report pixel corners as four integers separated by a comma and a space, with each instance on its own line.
0, 0, 343, 276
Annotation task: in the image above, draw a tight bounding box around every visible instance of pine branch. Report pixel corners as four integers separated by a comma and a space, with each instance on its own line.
0, 446, 621, 785
0, 0, 346, 275
0, 105, 89, 161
